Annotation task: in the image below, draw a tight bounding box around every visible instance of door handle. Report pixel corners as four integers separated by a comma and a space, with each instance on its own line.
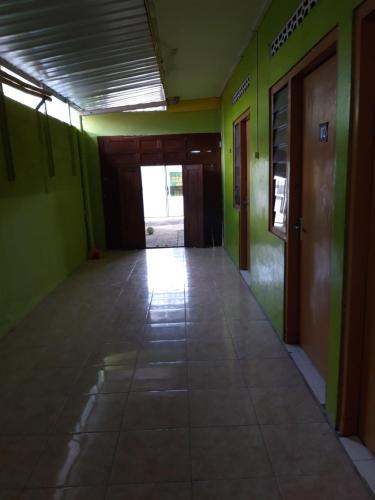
294, 217, 306, 241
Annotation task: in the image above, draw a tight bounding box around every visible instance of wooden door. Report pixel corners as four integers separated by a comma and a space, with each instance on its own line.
359, 133, 375, 453
299, 56, 337, 378
183, 164, 204, 247
118, 166, 145, 250
101, 161, 122, 249
239, 117, 250, 270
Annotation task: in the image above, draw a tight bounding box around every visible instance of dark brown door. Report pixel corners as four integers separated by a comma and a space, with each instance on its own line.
239, 117, 250, 270
359, 132, 375, 453
118, 166, 145, 250
101, 162, 122, 249
183, 164, 204, 247
299, 56, 337, 378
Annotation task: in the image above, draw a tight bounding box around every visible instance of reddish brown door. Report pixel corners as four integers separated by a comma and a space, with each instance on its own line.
183, 164, 204, 247
359, 132, 375, 453
299, 56, 337, 378
118, 166, 145, 250
101, 162, 122, 249
239, 117, 250, 270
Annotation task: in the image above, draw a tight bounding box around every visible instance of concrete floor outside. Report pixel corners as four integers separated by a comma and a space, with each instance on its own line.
145, 217, 184, 248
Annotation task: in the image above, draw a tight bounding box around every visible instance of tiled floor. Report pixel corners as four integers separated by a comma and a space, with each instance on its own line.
145, 217, 184, 248
0, 248, 373, 500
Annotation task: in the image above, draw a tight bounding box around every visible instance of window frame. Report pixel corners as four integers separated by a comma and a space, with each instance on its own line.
269, 83, 290, 241
233, 110, 249, 210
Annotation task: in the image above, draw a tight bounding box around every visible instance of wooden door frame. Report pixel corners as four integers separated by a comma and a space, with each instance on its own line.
339, 0, 375, 436
270, 30, 338, 344
234, 109, 250, 270
98, 133, 222, 249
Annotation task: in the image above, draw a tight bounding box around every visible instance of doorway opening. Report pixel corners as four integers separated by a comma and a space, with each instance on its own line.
234, 110, 250, 271
141, 165, 184, 248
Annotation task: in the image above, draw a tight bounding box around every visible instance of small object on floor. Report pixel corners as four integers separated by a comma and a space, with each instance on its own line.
146, 226, 154, 235
88, 247, 104, 260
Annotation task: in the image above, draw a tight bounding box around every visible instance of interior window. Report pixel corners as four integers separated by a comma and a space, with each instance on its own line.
270, 84, 289, 238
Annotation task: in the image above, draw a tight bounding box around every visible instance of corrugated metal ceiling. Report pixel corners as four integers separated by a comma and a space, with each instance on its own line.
0, 0, 165, 111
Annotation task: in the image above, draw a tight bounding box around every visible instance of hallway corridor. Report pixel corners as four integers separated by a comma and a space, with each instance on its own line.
0, 248, 372, 499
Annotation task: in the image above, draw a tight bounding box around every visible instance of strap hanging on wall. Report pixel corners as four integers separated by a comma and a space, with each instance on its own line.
0, 84, 15, 181
68, 105, 77, 176
41, 99, 55, 177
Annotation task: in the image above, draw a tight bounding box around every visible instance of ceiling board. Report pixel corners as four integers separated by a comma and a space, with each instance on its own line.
153, 0, 271, 99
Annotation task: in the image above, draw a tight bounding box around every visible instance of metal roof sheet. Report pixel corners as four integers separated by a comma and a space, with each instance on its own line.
0, 0, 165, 111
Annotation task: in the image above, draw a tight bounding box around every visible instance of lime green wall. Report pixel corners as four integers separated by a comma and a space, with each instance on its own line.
221, 0, 361, 421
82, 109, 221, 247
0, 98, 87, 338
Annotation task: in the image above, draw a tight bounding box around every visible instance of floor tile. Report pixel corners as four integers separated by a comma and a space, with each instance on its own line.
86, 342, 138, 366
188, 361, 245, 389
193, 478, 281, 499
110, 429, 190, 483
143, 323, 186, 340
186, 306, 225, 323
151, 292, 185, 307
123, 390, 188, 429
0, 435, 47, 488
250, 385, 324, 424
36, 344, 93, 368
230, 321, 287, 359
2, 248, 368, 500
189, 389, 257, 427
131, 362, 187, 391
261, 422, 352, 476
186, 321, 230, 340
106, 482, 192, 499
73, 365, 134, 394
54, 394, 127, 433
187, 338, 236, 361
278, 474, 372, 500
28, 432, 117, 487
240, 358, 303, 388
0, 395, 66, 434
147, 309, 186, 324
191, 426, 272, 480
15, 365, 82, 397
20, 486, 107, 499
138, 340, 187, 362
223, 299, 266, 321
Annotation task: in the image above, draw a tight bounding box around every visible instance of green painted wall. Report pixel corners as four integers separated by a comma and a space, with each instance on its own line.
221, 0, 362, 422
0, 98, 87, 338
82, 109, 221, 247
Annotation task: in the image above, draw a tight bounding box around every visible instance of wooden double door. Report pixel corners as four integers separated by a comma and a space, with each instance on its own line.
99, 133, 222, 250
106, 163, 204, 250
